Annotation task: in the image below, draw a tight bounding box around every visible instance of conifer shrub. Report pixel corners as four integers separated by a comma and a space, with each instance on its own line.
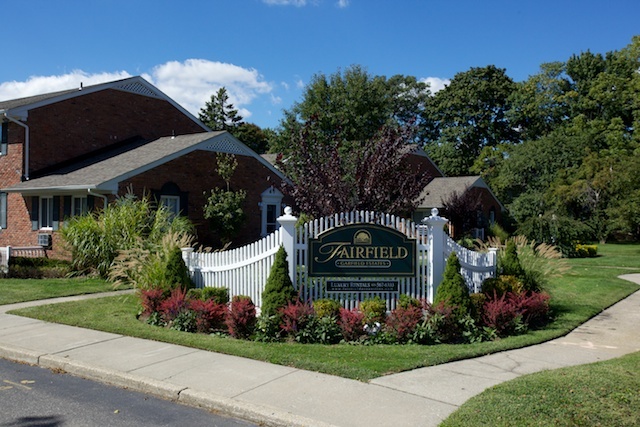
261, 246, 298, 317
499, 239, 525, 278
434, 252, 471, 317
164, 246, 194, 290
226, 295, 257, 339
313, 298, 342, 318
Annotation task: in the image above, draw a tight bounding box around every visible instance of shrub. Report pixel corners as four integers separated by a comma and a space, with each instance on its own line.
385, 305, 424, 343
575, 244, 598, 258
313, 298, 342, 319
253, 315, 283, 342
164, 246, 194, 290
279, 300, 315, 340
138, 288, 167, 318
62, 193, 194, 277
469, 292, 487, 321
226, 295, 257, 339
338, 307, 365, 342
261, 246, 298, 317
360, 296, 387, 324
512, 291, 551, 329
481, 275, 524, 297
516, 213, 591, 257
159, 288, 190, 325
482, 292, 522, 337
420, 300, 461, 343
201, 287, 230, 304
397, 294, 421, 309
301, 316, 342, 344
499, 240, 525, 278
171, 310, 198, 332
434, 252, 471, 317
8, 257, 71, 279
189, 298, 227, 333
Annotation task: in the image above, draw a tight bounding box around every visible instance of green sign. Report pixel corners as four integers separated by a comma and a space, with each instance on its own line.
309, 224, 416, 277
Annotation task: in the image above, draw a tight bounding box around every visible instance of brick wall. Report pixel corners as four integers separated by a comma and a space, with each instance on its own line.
27, 89, 205, 173
119, 151, 287, 249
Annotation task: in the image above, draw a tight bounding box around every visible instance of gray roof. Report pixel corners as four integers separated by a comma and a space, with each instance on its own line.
415, 176, 485, 209
2, 131, 233, 194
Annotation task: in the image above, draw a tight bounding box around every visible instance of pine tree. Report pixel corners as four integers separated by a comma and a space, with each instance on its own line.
261, 246, 298, 317
434, 252, 471, 317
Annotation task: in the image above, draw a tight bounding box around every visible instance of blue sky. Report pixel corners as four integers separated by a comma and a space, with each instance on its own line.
2, 0, 638, 129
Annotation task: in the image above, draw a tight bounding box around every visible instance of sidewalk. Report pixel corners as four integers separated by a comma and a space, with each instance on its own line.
1, 275, 639, 427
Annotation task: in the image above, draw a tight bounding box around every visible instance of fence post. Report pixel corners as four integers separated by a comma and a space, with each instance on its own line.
423, 208, 449, 303
181, 247, 194, 272
277, 206, 298, 285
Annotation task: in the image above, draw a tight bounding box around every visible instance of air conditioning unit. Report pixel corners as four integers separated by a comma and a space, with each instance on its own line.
37, 233, 52, 248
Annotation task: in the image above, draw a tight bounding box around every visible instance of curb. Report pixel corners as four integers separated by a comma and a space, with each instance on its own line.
0, 343, 331, 427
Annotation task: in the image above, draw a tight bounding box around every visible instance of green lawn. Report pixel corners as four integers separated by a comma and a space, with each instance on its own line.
7, 243, 640, 382
441, 350, 640, 427
0, 277, 118, 305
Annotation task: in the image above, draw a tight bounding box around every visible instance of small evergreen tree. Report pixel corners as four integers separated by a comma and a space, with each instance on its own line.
261, 246, 298, 317
434, 252, 471, 317
164, 246, 194, 290
499, 239, 525, 278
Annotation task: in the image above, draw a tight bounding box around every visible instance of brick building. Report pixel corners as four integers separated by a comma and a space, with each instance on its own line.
0, 77, 287, 257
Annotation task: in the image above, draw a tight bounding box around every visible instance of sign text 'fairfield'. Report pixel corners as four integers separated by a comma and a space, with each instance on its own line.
309, 224, 416, 277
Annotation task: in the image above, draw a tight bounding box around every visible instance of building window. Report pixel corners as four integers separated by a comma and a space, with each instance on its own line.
40, 197, 54, 229
489, 207, 496, 224
160, 195, 180, 218
0, 192, 7, 229
73, 196, 88, 216
1, 122, 7, 156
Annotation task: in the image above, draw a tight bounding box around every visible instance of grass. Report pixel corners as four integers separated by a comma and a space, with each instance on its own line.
440, 350, 640, 427
0, 277, 119, 305
7, 243, 640, 382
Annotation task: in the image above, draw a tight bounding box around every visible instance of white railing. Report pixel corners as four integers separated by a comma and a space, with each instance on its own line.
183, 208, 497, 310
0, 247, 8, 269
444, 237, 497, 293
183, 229, 283, 308
0, 246, 48, 269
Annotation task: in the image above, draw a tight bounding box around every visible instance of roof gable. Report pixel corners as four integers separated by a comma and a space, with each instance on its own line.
0, 76, 208, 130
416, 176, 486, 209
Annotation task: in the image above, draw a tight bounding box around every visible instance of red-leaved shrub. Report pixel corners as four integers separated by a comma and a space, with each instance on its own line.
159, 288, 190, 324
190, 298, 227, 333
226, 296, 257, 339
512, 291, 551, 328
338, 307, 365, 342
138, 289, 166, 317
422, 300, 461, 343
385, 305, 424, 343
279, 300, 314, 336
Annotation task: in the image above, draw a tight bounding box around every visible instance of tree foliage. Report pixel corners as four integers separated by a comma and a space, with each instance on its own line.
198, 87, 243, 131
277, 117, 431, 217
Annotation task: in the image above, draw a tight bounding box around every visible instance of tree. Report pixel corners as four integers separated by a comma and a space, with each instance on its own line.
422, 65, 518, 176
270, 65, 429, 155
199, 87, 243, 131
233, 122, 269, 154
441, 186, 483, 240
261, 246, 298, 317
203, 153, 246, 246
277, 117, 432, 218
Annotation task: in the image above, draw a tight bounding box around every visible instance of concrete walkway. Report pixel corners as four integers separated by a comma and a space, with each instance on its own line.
1, 276, 639, 427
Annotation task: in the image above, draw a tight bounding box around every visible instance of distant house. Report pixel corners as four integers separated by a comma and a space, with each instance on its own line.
0, 76, 288, 257
413, 175, 504, 239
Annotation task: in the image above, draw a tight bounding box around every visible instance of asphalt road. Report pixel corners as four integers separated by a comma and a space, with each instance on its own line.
0, 357, 257, 427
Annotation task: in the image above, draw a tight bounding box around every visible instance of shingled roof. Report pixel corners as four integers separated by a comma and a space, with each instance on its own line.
415, 176, 486, 209
2, 131, 283, 194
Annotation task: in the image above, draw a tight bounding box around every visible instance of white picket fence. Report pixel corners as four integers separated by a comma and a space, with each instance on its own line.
182, 208, 497, 310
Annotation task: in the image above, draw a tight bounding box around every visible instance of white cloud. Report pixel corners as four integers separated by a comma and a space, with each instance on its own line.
145, 59, 272, 117
0, 59, 273, 120
336, 0, 349, 8
420, 77, 450, 94
0, 70, 132, 101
